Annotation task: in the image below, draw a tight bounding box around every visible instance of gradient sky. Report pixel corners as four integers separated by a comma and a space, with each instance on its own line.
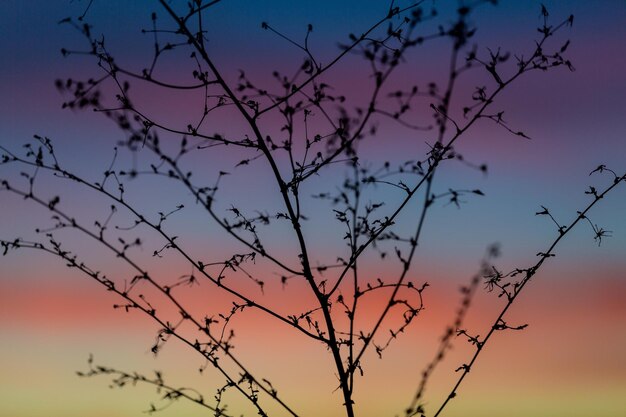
1, 1, 625, 417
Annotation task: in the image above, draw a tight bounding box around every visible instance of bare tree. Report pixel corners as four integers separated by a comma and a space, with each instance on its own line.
1, 1, 624, 416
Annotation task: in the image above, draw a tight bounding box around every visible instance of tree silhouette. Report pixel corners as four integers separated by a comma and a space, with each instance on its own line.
1, 1, 624, 417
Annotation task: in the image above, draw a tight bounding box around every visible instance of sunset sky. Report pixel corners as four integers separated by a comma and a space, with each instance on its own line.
1, 1, 625, 417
